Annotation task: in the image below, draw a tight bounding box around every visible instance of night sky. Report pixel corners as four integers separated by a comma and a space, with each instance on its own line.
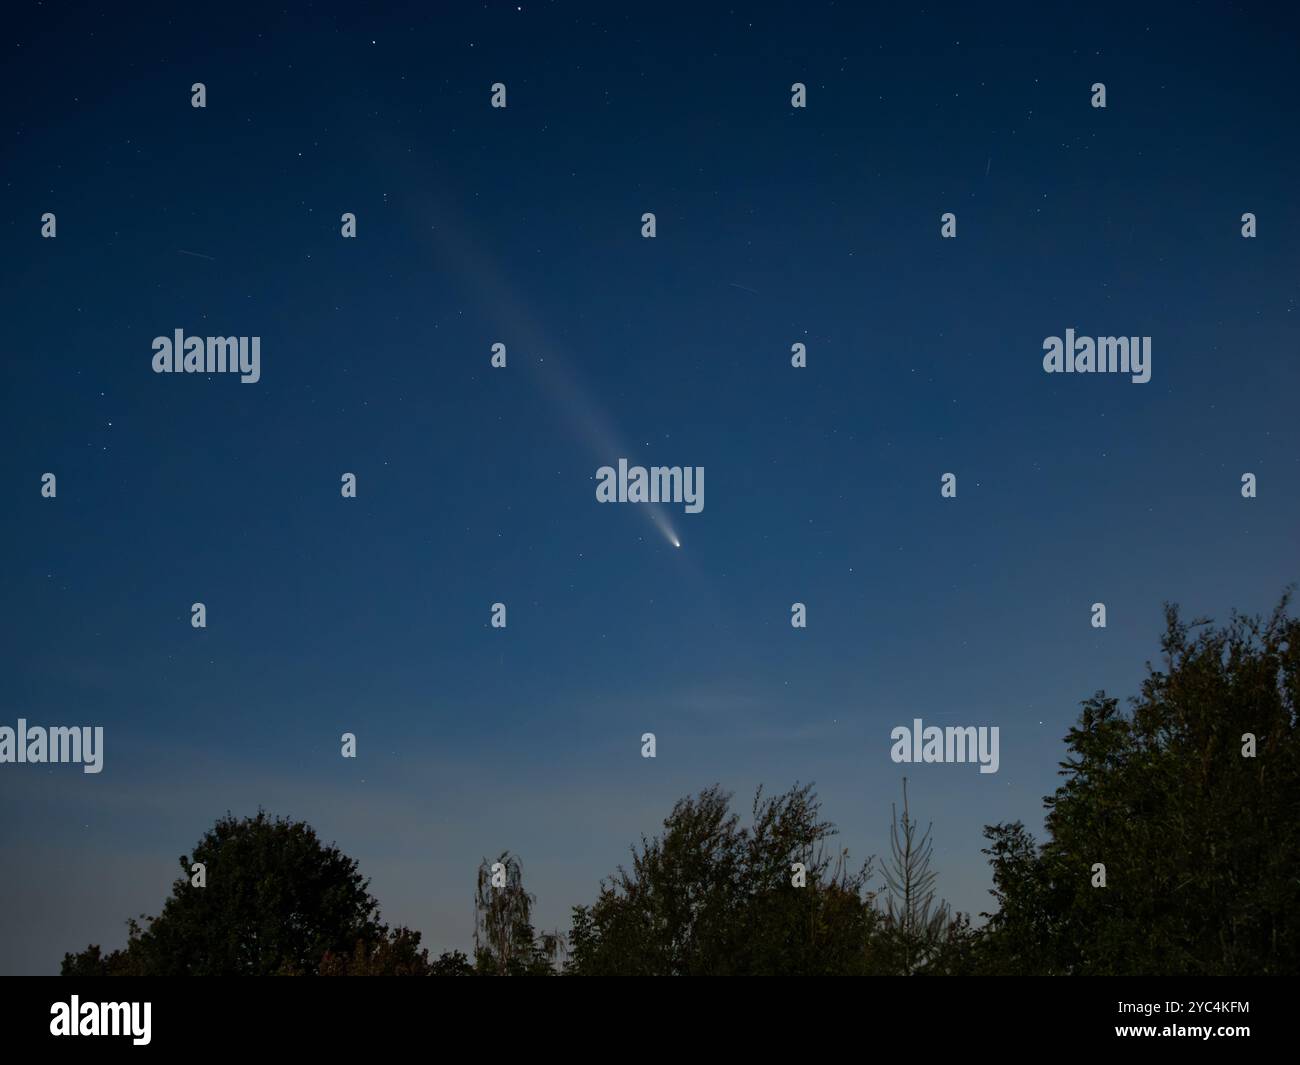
3, 2, 1298, 974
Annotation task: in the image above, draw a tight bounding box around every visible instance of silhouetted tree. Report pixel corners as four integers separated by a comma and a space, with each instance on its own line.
877, 778, 962, 974
319, 925, 433, 976
472, 852, 560, 975
430, 949, 475, 976
59, 943, 133, 977
62, 811, 384, 976
566, 783, 885, 974
980, 594, 1300, 974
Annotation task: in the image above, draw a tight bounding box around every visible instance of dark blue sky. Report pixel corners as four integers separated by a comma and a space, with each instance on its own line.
3, 2, 1298, 973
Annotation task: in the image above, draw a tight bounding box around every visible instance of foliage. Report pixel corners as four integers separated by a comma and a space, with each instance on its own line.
62, 810, 384, 976
472, 852, 562, 975
979, 595, 1300, 974
565, 783, 890, 974
319, 926, 433, 976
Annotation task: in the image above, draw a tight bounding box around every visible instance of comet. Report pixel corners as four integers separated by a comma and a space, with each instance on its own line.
646, 507, 681, 549
408, 182, 689, 549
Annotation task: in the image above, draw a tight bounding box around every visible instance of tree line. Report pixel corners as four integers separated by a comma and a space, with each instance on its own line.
63, 595, 1299, 975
